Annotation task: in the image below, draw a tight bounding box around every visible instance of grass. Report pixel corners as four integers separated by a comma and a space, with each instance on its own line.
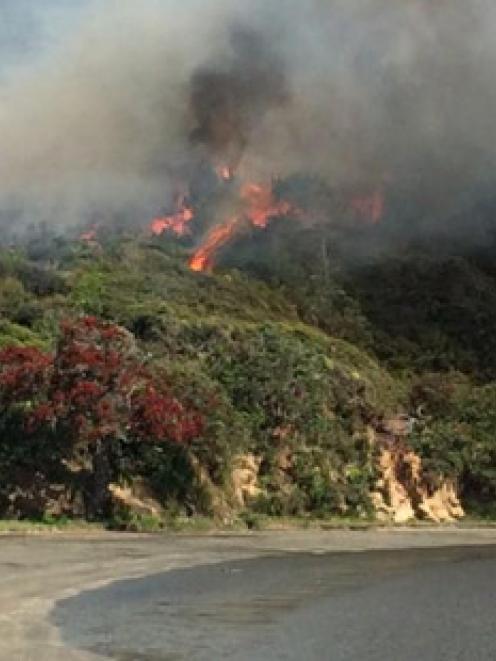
0, 518, 104, 534
0, 514, 492, 535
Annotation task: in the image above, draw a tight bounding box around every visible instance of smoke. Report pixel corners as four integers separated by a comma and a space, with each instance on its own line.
0, 0, 228, 229
189, 26, 288, 171
1, 0, 496, 239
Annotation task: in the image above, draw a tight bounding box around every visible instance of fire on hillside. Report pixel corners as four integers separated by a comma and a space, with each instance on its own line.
148, 168, 385, 273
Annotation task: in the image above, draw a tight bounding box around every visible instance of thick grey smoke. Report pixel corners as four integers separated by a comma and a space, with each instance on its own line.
189, 26, 288, 172
1, 0, 496, 235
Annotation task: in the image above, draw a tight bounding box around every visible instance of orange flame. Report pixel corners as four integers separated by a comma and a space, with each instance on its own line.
351, 189, 384, 224
241, 183, 292, 228
150, 196, 194, 237
189, 217, 239, 273
215, 165, 234, 182
189, 180, 297, 273
79, 226, 98, 243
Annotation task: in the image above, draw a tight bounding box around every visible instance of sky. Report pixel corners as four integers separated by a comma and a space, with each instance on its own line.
1, 1, 496, 242
0, 1, 86, 67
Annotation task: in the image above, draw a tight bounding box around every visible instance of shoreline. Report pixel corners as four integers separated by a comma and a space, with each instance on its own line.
2, 528, 496, 659
2, 514, 496, 537
53, 545, 496, 661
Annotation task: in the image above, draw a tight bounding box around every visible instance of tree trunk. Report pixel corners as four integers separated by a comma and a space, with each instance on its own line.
86, 439, 113, 520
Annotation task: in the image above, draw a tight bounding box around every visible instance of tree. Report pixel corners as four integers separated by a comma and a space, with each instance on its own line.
0, 317, 204, 516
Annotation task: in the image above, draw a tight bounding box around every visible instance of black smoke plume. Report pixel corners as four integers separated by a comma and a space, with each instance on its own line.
189, 27, 288, 171
1, 0, 496, 253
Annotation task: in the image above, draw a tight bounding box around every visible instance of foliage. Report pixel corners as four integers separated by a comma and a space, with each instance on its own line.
350, 256, 496, 379
0, 319, 46, 349
410, 380, 496, 515
0, 317, 203, 449
1, 230, 496, 522
0, 316, 203, 518
220, 219, 373, 348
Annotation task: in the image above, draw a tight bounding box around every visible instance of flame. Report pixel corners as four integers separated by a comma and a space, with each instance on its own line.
79, 226, 98, 243
149, 170, 385, 275
150, 195, 194, 236
189, 217, 239, 272
189, 180, 297, 273
241, 183, 292, 228
216, 165, 234, 182
351, 189, 384, 224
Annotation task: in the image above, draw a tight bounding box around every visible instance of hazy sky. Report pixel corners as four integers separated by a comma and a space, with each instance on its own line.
0, 0, 87, 75
1, 1, 496, 238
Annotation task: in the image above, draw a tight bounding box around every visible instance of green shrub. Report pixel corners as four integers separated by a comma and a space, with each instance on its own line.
410, 382, 496, 514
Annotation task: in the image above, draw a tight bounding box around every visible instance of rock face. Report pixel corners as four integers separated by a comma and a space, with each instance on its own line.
189, 454, 232, 523
108, 479, 163, 519
226, 426, 464, 524
231, 454, 263, 507
3, 472, 85, 519
97, 418, 465, 525
370, 417, 465, 524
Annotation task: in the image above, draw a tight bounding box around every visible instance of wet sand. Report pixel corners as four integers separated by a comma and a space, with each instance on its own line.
1, 528, 496, 660
54, 545, 496, 661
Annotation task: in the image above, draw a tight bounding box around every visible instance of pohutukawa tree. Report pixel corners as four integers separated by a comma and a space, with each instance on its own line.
0, 317, 204, 515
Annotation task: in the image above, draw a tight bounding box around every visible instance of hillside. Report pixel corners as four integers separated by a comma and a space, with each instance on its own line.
0, 231, 495, 527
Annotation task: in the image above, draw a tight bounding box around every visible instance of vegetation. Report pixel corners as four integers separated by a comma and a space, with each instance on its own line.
1, 211, 496, 526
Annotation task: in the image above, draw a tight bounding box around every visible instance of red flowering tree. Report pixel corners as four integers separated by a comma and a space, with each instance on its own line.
0, 317, 204, 516
0, 346, 52, 408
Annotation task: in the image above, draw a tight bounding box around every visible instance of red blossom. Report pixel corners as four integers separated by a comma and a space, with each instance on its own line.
0, 317, 204, 446
0, 346, 52, 404
130, 385, 203, 443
